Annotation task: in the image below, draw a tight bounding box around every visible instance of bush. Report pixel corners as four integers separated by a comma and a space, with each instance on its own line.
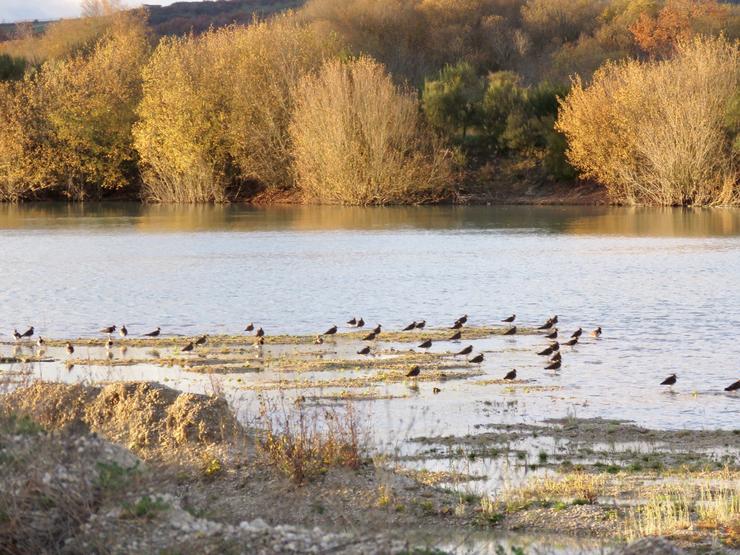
557, 35, 739, 205
422, 61, 485, 140
290, 56, 455, 205
134, 16, 339, 202
0, 54, 26, 81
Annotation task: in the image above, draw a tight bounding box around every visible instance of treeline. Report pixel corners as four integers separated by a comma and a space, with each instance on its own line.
0, 0, 738, 205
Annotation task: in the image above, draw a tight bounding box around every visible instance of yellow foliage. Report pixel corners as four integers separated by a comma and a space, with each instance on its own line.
557, 35, 738, 205
290, 56, 455, 205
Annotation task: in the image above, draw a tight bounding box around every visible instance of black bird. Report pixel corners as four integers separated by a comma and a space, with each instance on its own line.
20, 326, 34, 338
457, 315, 468, 325
455, 345, 473, 356
725, 379, 740, 392
502, 314, 516, 323
36, 337, 45, 347
537, 318, 554, 330
661, 374, 677, 386
432, 387, 441, 394
503, 326, 517, 335
545, 328, 558, 339
12, 329, 21, 341
591, 326, 602, 337
66, 342, 74, 355
244, 323, 255, 332
356, 317, 365, 328
195, 335, 207, 345
564, 337, 578, 347
143, 327, 161, 337
182, 342, 194, 352
549, 351, 562, 363
571, 328, 583, 339
119, 325, 128, 338
448, 330, 461, 341
545, 360, 561, 370
357, 346, 371, 355
255, 327, 265, 337
537, 345, 555, 356
504, 369, 517, 380
373, 324, 382, 334
469, 353, 484, 364
551, 315, 559, 324
402, 322, 417, 331
324, 325, 338, 335
362, 331, 377, 341
418, 339, 432, 349
416, 320, 426, 330
100, 325, 116, 334
450, 320, 463, 330
105, 338, 113, 349
347, 317, 357, 326
406, 365, 421, 377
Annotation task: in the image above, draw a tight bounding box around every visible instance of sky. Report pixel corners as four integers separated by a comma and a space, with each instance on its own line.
0, 0, 196, 22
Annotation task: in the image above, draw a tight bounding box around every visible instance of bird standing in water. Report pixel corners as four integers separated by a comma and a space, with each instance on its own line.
545, 360, 561, 370
362, 331, 376, 341
12, 329, 21, 341
504, 326, 517, 335
105, 338, 113, 349
100, 325, 116, 335
255, 327, 265, 337
357, 346, 371, 355
195, 335, 207, 345
455, 345, 473, 356
66, 342, 74, 355
545, 329, 558, 339
20, 326, 34, 338
549, 351, 562, 363
418, 339, 432, 349
661, 374, 677, 386
563, 337, 578, 347
182, 342, 194, 352
356, 317, 365, 328
402, 322, 417, 331
119, 325, 128, 338
143, 327, 160, 337
415, 320, 426, 330
450, 320, 463, 330
469, 353, 484, 364
457, 315, 468, 325
591, 327, 602, 337
406, 365, 420, 377
244, 323, 254, 332
347, 317, 357, 326
571, 328, 583, 339
373, 324, 382, 335
448, 330, 462, 341
504, 369, 516, 380
725, 379, 739, 392
323, 325, 338, 336
36, 337, 45, 347
502, 314, 515, 323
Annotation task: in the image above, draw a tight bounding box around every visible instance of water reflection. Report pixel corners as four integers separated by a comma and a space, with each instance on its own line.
0, 203, 738, 236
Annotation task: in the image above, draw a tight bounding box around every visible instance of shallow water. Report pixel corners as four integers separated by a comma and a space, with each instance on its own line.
1, 204, 739, 441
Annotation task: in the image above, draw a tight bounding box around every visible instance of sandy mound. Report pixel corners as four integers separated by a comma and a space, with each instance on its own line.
3, 382, 243, 455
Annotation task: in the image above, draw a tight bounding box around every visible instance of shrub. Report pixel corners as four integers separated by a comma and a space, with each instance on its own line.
557, 35, 739, 205
0, 54, 26, 81
290, 56, 455, 205
422, 61, 485, 140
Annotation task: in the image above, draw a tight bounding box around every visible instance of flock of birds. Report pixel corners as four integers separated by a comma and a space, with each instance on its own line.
10, 316, 739, 392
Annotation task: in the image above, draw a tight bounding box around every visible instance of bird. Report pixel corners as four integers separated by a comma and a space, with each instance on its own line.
537, 318, 554, 330
105, 338, 113, 349
182, 342, 194, 352
100, 325, 116, 334
119, 325, 128, 338
661, 374, 677, 386
537, 345, 555, 356
323, 325, 338, 336
457, 315, 468, 325
254, 336, 265, 347
20, 326, 34, 338
244, 323, 255, 332
571, 328, 583, 339
402, 322, 417, 331
450, 320, 463, 330
195, 335, 207, 345
591, 327, 602, 337
724, 379, 740, 392
255, 327, 265, 337
545, 329, 558, 339
415, 320, 426, 330
418, 339, 432, 349
36, 337, 45, 347
347, 317, 357, 326
549, 351, 562, 363
551, 316, 559, 324
455, 345, 473, 356
143, 327, 161, 337
66, 342, 75, 355
564, 337, 578, 347
448, 330, 461, 341
469, 353, 484, 364
432, 387, 441, 394
314, 335, 323, 345
502, 314, 516, 323
504, 369, 517, 380
356, 317, 365, 328
406, 365, 421, 377
357, 346, 371, 355
362, 331, 376, 341
373, 324, 382, 335
545, 360, 561, 370
12, 329, 21, 341
503, 326, 517, 336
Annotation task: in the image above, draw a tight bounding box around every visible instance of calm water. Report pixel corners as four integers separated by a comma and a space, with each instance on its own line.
1, 203, 739, 435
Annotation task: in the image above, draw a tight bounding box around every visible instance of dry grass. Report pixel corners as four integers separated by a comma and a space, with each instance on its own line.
290, 56, 456, 205
557, 35, 739, 206
498, 471, 608, 511
256, 396, 369, 484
